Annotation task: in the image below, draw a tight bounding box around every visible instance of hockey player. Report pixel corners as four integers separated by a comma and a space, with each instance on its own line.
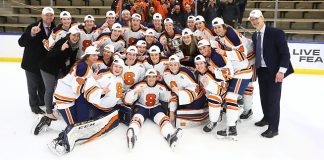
136, 40, 148, 61
207, 17, 253, 140
47, 58, 125, 156
124, 69, 182, 150
194, 55, 228, 132
84, 58, 125, 117
123, 13, 146, 46
34, 46, 99, 135
43, 11, 78, 51
159, 18, 184, 59
96, 10, 117, 34
143, 45, 168, 81
186, 16, 196, 32
144, 29, 163, 51
163, 55, 206, 123
94, 23, 126, 54
195, 16, 213, 40
122, 46, 146, 91
147, 13, 164, 38
76, 15, 100, 58
92, 44, 115, 71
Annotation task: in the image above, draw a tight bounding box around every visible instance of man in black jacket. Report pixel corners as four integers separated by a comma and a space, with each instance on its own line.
249, 9, 294, 138
18, 7, 56, 114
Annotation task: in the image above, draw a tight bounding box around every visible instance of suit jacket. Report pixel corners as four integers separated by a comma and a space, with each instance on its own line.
18, 20, 56, 73
252, 26, 294, 77
39, 37, 78, 76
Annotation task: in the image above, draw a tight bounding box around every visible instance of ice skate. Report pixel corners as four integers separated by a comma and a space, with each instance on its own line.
203, 121, 217, 133
47, 132, 69, 156
166, 128, 183, 150
126, 128, 137, 151
216, 126, 238, 141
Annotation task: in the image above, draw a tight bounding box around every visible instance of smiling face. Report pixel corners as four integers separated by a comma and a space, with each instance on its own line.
103, 50, 113, 60
61, 17, 71, 28
213, 25, 226, 36
41, 13, 54, 25
169, 62, 180, 74
249, 17, 265, 31
86, 54, 98, 65
126, 52, 137, 63
182, 35, 192, 45
150, 52, 160, 64
146, 75, 157, 86
106, 17, 115, 26
85, 20, 95, 29
198, 45, 211, 57
165, 23, 174, 33
69, 33, 80, 44
111, 63, 123, 76
195, 61, 207, 73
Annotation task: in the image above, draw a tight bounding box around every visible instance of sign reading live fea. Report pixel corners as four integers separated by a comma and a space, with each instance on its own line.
288, 42, 324, 70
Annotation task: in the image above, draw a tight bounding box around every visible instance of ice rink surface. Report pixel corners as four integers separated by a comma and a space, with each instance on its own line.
1, 62, 324, 160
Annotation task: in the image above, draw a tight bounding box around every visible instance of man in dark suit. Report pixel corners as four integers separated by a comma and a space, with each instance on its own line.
18, 7, 56, 114
248, 9, 294, 138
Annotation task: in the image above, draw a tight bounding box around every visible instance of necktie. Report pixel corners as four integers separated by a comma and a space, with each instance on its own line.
46, 27, 51, 36
255, 31, 262, 68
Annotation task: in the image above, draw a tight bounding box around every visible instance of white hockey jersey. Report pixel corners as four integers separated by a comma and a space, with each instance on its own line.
54, 61, 93, 109
94, 32, 126, 53
124, 81, 176, 109
44, 22, 79, 51
122, 60, 146, 91
123, 26, 146, 46
142, 58, 168, 77
217, 27, 253, 79
77, 24, 100, 58
163, 67, 199, 107
84, 70, 124, 110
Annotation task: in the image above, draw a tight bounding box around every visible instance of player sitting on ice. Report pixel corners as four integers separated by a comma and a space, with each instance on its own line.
194, 55, 228, 132
47, 58, 125, 156
163, 55, 208, 128
124, 69, 182, 151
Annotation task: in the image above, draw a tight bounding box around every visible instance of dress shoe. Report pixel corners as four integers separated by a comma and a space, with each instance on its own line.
254, 120, 268, 127
32, 107, 45, 114
261, 129, 278, 138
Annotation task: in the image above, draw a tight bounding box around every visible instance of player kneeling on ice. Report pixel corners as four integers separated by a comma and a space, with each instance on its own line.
124, 69, 182, 150
47, 58, 125, 156
194, 55, 227, 133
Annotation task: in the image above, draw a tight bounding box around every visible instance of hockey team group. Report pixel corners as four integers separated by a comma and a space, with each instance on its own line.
19, 7, 261, 156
